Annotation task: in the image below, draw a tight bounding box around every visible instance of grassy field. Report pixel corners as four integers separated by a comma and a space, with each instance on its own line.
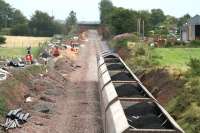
153, 48, 200, 69
0, 47, 40, 58
3, 36, 50, 48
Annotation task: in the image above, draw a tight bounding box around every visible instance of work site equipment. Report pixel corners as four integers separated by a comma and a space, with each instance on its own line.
97, 42, 185, 133
1, 108, 30, 130
7, 58, 25, 67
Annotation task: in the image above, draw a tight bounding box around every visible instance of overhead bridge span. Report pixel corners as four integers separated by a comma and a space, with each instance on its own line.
78, 21, 101, 30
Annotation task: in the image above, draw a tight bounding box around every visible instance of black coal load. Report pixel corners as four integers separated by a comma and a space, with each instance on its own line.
106, 63, 125, 70
124, 102, 174, 129
7, 58, 25, 67
128, 114, 164, 129
104, 55, 116, 58
124, 102, 157, 116
104, 58, 121, 63
110, 71, 135, 81
114, 83, 148, 98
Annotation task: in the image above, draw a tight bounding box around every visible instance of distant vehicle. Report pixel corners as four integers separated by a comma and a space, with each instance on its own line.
7, 58, 25, 67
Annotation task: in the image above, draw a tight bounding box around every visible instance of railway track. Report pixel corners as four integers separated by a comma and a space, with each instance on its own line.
96, 42, 185, 133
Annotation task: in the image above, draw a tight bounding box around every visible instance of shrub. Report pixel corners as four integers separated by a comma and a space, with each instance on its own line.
0, 36, 6, 44
187, 58, 200, 76
174, 41, 182, 46
190, 40, 200, 47
164, 41, 173, 47
126, 44, 156, 73
0, 97, 7, 116
111, 34, 139, 49
180, 103, 200, 133
167, 77, 200, 133
135, 46, 146, 56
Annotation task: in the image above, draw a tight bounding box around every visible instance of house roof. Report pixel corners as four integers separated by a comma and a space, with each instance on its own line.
181, 15, 200, 31
187, 15, 200, 25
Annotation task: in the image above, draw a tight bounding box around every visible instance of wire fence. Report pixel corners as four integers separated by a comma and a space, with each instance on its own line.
2, 42, 45, 48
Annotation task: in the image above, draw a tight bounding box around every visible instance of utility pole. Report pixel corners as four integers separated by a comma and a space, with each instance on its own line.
142, 20, 144, 40
137, 19, 138, 35
139, 18, 141, 38
51, 9, 54, 17
5, 15, 7, 28
5, 7, 8, 28
137, 18, 141, 39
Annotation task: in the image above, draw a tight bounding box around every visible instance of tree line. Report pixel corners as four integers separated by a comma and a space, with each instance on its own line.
0, 0, 77, 37
99, 0, 191, 37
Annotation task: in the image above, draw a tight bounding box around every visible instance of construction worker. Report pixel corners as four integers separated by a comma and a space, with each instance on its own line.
27, 46, 31, 55
26, 46, 33, 64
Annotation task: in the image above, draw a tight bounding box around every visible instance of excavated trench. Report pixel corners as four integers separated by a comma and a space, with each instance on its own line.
138, 68, 186, 105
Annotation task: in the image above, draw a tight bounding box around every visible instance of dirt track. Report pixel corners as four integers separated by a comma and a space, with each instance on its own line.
9, 30, 102, 133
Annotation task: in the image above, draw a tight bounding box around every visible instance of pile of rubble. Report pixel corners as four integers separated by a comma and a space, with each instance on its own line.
0, 108, 30, 130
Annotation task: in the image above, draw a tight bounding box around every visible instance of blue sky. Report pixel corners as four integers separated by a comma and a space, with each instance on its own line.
5, 0, 200, 21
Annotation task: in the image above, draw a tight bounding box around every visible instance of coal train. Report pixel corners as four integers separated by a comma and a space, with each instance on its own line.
97, 43, 185, 133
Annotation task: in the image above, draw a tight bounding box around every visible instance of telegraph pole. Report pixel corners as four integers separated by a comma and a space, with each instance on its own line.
137, 18, 141, 38
142, 20, 144, 40
139, 18, 141, 38
137, 19, 139, 35
51, 9, 54, 17
5, 15, 7, 28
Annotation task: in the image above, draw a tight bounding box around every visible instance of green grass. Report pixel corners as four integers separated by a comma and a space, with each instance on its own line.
0, 47, 40, 59
0, 96, 7, 116
153, 48, 200, 69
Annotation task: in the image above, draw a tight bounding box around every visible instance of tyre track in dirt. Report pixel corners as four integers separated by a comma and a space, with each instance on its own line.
60, 30, 102, 133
